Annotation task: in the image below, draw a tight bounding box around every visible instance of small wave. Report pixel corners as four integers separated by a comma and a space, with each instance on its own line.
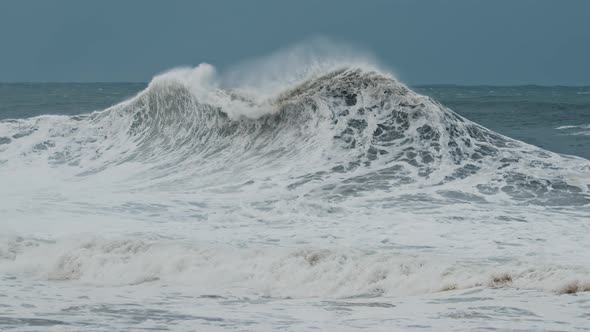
556, 124, 590, 137
556, 124, 590, 130
2, 236, 589, 298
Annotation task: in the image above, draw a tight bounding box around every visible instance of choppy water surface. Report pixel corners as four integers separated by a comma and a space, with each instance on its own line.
1, 62, 589, 331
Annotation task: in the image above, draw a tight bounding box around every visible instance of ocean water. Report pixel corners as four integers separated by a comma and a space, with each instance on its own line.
1, 63, 589, 331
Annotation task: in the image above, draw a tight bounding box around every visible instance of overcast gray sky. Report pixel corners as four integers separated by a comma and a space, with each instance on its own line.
0, 0, 588, 85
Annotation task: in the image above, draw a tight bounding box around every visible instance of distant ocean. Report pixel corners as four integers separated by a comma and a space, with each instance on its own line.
1, 65, 589, 331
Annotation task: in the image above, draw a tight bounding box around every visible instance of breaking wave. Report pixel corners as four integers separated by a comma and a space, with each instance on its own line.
1, 54, 590, 299
1, 63, 589, 206
2, 236, 589, 297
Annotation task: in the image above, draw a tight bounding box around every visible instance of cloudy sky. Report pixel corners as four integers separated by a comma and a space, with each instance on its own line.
1, 0, 588, 84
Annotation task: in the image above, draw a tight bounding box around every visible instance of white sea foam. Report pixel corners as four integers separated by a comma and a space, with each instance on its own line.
2, 236, 589, 298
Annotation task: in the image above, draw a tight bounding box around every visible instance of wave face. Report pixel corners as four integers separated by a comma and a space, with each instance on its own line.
1, 66, 589, 206
1, 59, 590, 330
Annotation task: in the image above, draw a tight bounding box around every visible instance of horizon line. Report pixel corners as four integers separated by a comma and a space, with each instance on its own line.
1, 81, 589, 88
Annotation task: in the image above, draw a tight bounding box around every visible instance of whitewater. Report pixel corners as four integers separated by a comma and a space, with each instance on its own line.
1, 55, 590, 331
